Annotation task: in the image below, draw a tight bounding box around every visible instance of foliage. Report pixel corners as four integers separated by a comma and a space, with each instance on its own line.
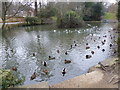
57, 10, 84, 28
117, 1, 120, 21
103, 12, 116, 20
25, 17, 39, 25
83, 2, 104, 21
38, 7, 57, 18
0, 69, 25, 88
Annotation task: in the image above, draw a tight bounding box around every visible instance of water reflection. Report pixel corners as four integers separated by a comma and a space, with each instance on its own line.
1, 23, 117, 86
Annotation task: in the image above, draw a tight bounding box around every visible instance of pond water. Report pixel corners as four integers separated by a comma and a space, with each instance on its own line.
0, 23, 118, 86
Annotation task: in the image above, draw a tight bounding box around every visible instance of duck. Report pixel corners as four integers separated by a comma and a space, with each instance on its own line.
65, 51, 68, 55
102, 49, 105, 52
101, 41, 105, 45
42, 69, 48, 75
70, 45, 72, 49
11, 67, 17, 71
104, 40, 106, 42
43, 61, 47, 67
57, 50, 60, 53
33, 53, 35, 56
49, 56, 55, 60
86, 55, 92, 59
86, 46, 90, 49
37, 35, 40, 38
62, 68, 66, 76
97, 46, 100, 49
30, 72, 36, 80
86, 43, 88, 45
110, 44, 112, 47
91, 51, 94, 54
64, 59, 71, 64
11, 49, 14, 52
75, 44, 77, 46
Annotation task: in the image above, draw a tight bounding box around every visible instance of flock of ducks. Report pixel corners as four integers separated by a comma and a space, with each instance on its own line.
10, 28, 117, 81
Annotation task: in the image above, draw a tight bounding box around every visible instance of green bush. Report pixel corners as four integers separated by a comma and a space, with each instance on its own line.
57, 10, 84, 28
25, 17, 39, 25
0, 69, 25, 88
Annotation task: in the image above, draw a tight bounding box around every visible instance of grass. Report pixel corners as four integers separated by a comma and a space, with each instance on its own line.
103, 12, 117, 20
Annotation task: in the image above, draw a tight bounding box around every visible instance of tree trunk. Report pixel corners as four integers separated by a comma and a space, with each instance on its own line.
1, 2, 7, 30
34, 0, 38, 16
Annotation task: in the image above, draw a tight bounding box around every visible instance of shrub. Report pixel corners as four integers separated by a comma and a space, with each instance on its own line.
25, 17, 38, 25
57, 10, 84, 28
0, 69, 25, 88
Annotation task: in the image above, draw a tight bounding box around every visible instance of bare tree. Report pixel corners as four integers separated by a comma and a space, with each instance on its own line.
1, 1, 33, 29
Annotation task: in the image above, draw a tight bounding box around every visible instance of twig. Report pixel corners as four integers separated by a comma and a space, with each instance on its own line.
98, 62, 107, 71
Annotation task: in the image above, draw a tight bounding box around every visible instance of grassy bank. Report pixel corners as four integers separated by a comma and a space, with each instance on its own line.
103, 12, 117, 20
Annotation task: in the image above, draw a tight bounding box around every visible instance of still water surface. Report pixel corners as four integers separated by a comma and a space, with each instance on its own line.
1, 23, 117, 86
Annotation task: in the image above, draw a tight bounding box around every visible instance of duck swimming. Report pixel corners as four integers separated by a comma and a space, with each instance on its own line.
64, 59, 71, 64
11, 67, 17, 71
86, 46, 90, 49
33, 53, 35, 56
91, 51, 94, 54
86, 43, 88, 45
42, 69, 49, 75
86, 55, 92, 59
49, 56, 55, 60
102, 49, 105, 52
30, 72, 36, 80
97, 46, 100, 49
43, 61, 47, 67
110, 44, 112, 47
65, 51, 68, 55
62, 68, 66, 76
57, 50, 60, 53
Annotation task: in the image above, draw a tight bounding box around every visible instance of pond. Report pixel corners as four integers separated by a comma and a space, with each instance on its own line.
0, 23, 118, 86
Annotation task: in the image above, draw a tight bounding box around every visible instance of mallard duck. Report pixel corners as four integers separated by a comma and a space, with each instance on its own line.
86, 43, 88, 45
65, 51, 68, 55
64, 59, 71, 64
62, 68, 66, 76
110, 44, 112, 47
33, 53, 35, 56
91, 51, 94, 54
97, 46, 100, 49
101, 41, 105, 45
30, 72, 36, 80
70, 45, 72, 49
86, 46, 90, 49
42, 69, 48, 75
102, 49, 105, 52
86, 55, 92, 59
11, 49, 14, 52
104, 40, 106, 42
57, 50, 60, 53
37, 35, 40, 38
75, 44, 77, 46
43, 61, 47, 67
49, 56, 55, 60
11, 67, 17, 71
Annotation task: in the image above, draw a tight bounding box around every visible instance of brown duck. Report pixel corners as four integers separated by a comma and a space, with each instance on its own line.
30, 72, 36, 80
64, 59, 71, 64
